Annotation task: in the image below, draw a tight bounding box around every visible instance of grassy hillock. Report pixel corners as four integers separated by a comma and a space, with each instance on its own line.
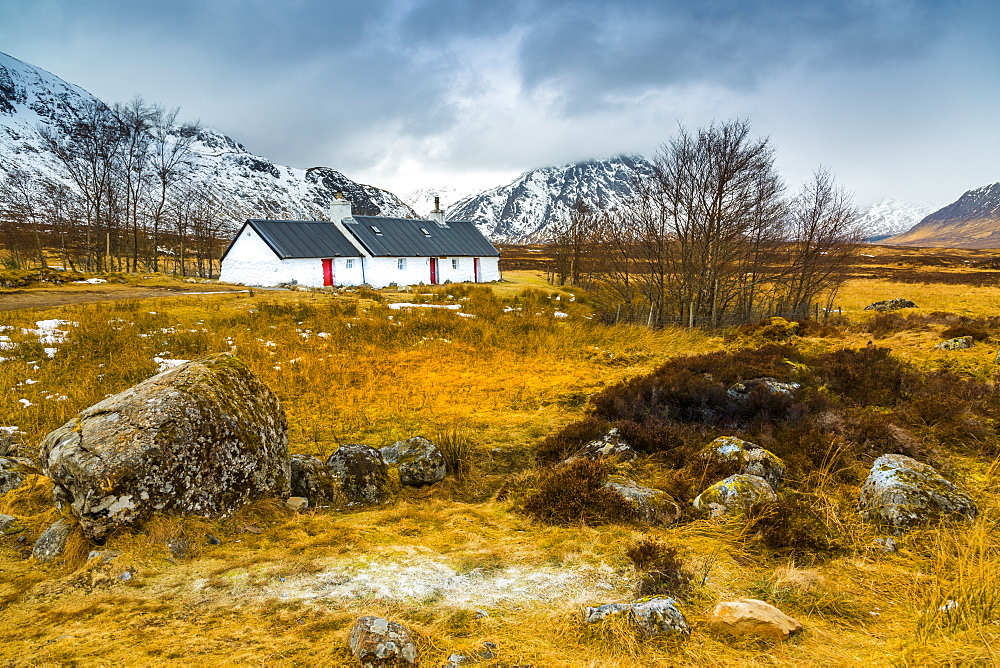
1, 267, 1000, 664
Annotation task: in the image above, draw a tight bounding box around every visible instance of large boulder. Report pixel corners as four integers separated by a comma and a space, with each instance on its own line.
348, 616, 419, 666
693, 474, 777, 517
699, 436, 785, 490
865, 298, 917, 311
379, 437, 446, 487
567, 428, 637, 462
709, 598, 802, 642
585, 597, 691, 638
603, 476, 681, 526
39, 354, 290, 542
0, 456, 31, 495
289, 454, 339, 506
859, 454, 977, 533
327, 444, 394, 506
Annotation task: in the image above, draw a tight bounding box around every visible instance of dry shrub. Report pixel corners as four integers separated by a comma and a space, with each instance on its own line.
747, 491, 846, 559
941, 324, 990, 342
626, 537, 693, 599
535, 416, 609, 463
433, 427, 474, 482
815, 344, 904, 407
522, 459, 637, 525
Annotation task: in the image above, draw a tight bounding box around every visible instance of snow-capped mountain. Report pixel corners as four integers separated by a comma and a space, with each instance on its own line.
403, 186, 474, 219
885, 183, 1000, 248
859, 198, 934, 241
0, 51, 414, 220
447, 156, 655, 242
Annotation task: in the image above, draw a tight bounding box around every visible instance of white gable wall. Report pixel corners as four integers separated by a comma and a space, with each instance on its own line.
220, 226, 366, 287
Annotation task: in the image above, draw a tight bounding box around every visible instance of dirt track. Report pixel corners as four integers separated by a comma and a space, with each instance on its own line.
0, 284, 252, 311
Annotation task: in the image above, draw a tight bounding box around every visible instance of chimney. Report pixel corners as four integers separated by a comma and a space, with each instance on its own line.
430, 195, 446, 227
328, 191, 352, 222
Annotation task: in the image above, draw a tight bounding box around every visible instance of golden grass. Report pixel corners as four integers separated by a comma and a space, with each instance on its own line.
2, 272, 1000, 664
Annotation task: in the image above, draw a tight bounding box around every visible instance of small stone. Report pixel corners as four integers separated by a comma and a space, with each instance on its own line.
709, 598, 802, 642
0, 513, 19, 534
166, 537, 190, 559
118, 571, 133, 581
348, 616, 419, 666
479, 642, 497, 660
446, 653, 467, 666
566, 428, 637, 462
603, 476, 681, 525
585, 597, 691, 638
936, 336, 973, 350
474, 609, 490, 619
0, 456, 30, 495
32, 518, 71, 563
206, 534, 222, 545
872, 536, 897, 554
285, 496, 309, 512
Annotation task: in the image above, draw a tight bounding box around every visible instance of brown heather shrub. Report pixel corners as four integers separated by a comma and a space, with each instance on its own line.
626, 537, 693, 599
522, 459, 637, 525
747, 492, 845, 558
941, 323, 991, 342
815, 345, 904, 407
535, 416, 609, 463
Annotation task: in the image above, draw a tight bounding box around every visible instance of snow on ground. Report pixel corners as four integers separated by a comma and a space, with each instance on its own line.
208, 557, 631, 609
153, 357, 190, 372
387, 303, 461, 310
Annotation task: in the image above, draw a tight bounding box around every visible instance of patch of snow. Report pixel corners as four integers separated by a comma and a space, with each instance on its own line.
153, 357, 189, 372
73, 278, 106, 284
387, 303, 461, 310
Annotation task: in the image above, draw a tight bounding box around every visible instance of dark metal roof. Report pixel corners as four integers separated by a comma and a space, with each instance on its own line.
346, 217, 499, 257
244, 220, 363, 258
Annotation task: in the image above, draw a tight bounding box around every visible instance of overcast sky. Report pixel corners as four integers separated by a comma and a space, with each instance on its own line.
2, 0, 998, 208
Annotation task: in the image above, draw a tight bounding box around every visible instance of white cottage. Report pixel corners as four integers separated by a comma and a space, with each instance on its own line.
219, 197, 500, 288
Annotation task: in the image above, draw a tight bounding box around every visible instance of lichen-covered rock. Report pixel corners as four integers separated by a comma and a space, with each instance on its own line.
380, 437, 446, 487
603, 476, 681, 525
32, 518, 71, 563
39, 354, 290, 542
0, 456, 31, 495
727, 377, 800, 401
585, 597, 690, 638
699, 437, 785, 490
936, 336, 973, 350
709, 598, 802, 642
0, 513, 18, 533
289, 454, 339, 505
567, 428, 637, 462
865, 298, 917, 311
859, 454, 977, 533
285, 496, 308, 512
348, 616, 419, 665
327, 444, 394, 506
693, 474, 777, 517
0, 432, 17, 457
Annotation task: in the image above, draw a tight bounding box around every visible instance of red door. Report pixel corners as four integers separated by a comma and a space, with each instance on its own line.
430, 257, 438, 285
473, 257, 480, 283
321, 258, 333, 286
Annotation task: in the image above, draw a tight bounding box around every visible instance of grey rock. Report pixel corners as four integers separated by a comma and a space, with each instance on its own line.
603, 476, 681, 525
118, 571, 133, 581
936, 336, 973, 350
39, 354, 290, 543
567, 428, 637, 462
447, 653, 467, 666
0, 513, 19, 533
479, 642, 497, 660
0, 432, 17, 457
727, 377, 800, 401
206, 534, 222, 545
0, 456, 31, 495
32, 518, 71, 563
380, 436, 446, 487
859, 454, 977, 534
693, 474, 777, 517
865, 298, 917, 311
285, 496, 309, 512
348, 616, 419, 665
327, 444, 393, 506
288, 454, 339, 505
165, 537, 190, 559
585, 597, 690, 638
872, 536, 897, 554
699, 436, 785, 490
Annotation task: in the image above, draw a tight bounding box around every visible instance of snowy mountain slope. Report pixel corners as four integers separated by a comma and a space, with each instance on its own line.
858, 198, 933, 241
447, 156, 655, 242
0, 51, 414, 220
883, 183, 1000, 248
403, 186, 475, 219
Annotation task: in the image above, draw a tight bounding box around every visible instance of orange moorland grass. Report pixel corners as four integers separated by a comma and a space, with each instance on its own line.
1, 272, 1000, 664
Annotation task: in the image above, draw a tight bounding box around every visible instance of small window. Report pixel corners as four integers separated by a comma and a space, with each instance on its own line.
451, 258, 459, 270
345, 259, 354, 269
371, 226, 382, 235
398, 258, 406, 270
420, 227, 432, 237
